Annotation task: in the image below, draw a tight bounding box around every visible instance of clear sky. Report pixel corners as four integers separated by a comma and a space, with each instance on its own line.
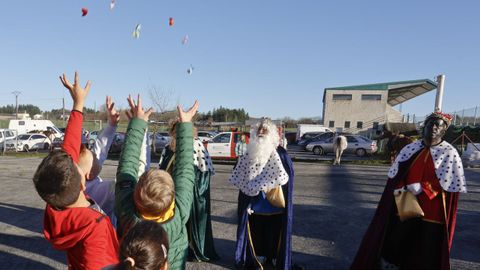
0, 0, 479, 119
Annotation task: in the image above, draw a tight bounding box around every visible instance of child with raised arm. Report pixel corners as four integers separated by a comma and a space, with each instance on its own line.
115, 95, 198, 270
33, 72, 119, 269
78, 96, 151, 227
77, 96, 120, 226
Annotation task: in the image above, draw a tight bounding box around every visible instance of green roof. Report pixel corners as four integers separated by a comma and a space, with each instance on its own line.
323, 78, 437, 106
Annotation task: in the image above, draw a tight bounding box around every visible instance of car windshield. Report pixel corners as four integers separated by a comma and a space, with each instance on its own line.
18, 135, 30, 140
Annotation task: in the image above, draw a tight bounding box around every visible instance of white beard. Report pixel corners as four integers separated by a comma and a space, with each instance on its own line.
247, 135, 277, 167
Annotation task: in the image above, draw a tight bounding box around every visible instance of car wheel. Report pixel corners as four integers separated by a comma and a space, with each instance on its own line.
356, 148, 367, 157
43, 143, 50, 150
23, 145, 29, 152
313, 146, 324, 155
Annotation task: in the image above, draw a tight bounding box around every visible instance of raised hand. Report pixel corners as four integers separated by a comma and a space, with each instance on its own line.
177, 100, 199, 123
125, 94, 154, 122
59, 71, 91, 112
106, 96, 120, 126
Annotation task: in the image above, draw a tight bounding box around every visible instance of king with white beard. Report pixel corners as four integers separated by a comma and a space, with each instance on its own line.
229, 118, 294, 270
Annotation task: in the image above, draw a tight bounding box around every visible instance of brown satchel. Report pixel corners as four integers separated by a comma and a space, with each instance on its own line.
394, 190, 424, 222
266, 186, 286, 208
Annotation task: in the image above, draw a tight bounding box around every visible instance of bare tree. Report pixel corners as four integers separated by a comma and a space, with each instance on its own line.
148, 86, 176, 154
149, 86, 174, 114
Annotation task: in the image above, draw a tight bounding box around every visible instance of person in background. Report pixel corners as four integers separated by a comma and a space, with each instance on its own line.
229, 118, 294, 270
159, 121, 219, 262
235, 134, 247, 158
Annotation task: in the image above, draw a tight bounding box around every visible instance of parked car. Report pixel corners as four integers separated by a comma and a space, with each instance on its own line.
297, 132, 327, 146
0, 129, 16, 151
197, 131, 216, 143
306, 135, 377, 157
149, 132, 171, 153
204, 131, 250, 159
52, 137, 64, 149
109, 132, 126, 153
88, 130, 100, 141
6, 133, 49, 152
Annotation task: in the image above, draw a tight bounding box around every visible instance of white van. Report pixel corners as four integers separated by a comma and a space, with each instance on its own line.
296, 124, 332, 141
8, 120, 63, 139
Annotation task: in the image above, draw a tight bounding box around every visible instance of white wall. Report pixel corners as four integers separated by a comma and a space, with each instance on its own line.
323, 90, 388, 131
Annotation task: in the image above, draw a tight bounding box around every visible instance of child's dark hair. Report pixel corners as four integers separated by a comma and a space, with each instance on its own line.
118, 220, 169, 270
33, 150, 82, 209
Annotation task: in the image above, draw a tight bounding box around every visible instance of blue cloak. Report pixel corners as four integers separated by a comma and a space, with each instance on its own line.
234, 146, 294, 270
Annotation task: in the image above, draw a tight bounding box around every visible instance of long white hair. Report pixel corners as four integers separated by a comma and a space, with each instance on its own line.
247, 118, 280, 166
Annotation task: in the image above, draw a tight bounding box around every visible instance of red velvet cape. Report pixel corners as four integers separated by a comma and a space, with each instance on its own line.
351, 149, 459, 270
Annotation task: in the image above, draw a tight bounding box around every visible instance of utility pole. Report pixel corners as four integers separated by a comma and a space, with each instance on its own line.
12, 91, 21, 119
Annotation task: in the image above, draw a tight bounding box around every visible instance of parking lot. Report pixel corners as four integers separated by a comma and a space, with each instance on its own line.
0, 156, 479, 270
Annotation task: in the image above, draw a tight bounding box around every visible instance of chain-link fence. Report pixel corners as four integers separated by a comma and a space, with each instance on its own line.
401, 106, 480, 127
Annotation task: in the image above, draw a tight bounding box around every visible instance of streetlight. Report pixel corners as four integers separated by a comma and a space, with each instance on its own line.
11, 91, 21, 119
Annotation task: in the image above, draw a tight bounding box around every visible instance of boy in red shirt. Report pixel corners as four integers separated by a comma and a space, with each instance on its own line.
33, 72, 119, 269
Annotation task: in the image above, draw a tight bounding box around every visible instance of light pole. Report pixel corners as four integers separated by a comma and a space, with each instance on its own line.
12, 91, 21, 119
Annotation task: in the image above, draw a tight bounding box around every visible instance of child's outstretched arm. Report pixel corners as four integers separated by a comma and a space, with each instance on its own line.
138, 130, 151, 176
59, 71, 91, 163
93, 96, 120, 166
115, 95, 153, 228
173, 101, 199, 223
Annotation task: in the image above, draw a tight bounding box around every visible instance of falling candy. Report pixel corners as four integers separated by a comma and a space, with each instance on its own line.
132, 24, 142, 39
187, 65, 194, 75
110, 0, 115, 10
169, 17, 174, 26
81, 8, 88, 17
182, 35, 189, 45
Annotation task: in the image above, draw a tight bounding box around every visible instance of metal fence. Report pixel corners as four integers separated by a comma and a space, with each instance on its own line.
401, 106, 480, 127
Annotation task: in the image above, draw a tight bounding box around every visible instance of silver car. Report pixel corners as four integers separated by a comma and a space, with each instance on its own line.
306, 135, 377, 157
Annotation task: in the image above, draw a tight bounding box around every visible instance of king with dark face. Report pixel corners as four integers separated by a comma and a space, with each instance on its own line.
351, 111, 466, 270
423, 117, 448, 146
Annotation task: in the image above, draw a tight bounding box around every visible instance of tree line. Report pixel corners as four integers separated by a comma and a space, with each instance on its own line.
0, 104, 321, 127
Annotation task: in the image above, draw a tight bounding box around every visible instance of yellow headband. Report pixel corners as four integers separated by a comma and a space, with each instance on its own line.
141, 200, 175, 223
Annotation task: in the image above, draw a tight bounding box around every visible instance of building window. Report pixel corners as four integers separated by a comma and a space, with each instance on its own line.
329, 121, 335, 128
332, 94, 352, 101
344, 121, 350, 128
357, 121, 363, 129
362, 94, 382, 100
373, 122, 379, 130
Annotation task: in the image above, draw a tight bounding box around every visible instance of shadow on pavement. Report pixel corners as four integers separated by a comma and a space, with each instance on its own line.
0, 202, 44, 234
0, 251, 58, 270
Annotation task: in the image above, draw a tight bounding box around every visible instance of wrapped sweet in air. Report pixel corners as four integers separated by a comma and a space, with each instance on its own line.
182, 35, 189, 45
132, 24, 142, 39
169, 17, 174, 26
81, 8, 88, 17
110, 0, 116, 10
187, 65, 194, 75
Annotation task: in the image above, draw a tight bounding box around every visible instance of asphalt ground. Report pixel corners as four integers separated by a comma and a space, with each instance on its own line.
0, 156, 479, 270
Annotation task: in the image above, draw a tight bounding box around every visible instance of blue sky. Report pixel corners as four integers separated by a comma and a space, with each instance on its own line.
0, 0, 479, 119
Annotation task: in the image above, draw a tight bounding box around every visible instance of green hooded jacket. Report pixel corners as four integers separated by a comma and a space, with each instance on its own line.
115, 119, 194, 270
